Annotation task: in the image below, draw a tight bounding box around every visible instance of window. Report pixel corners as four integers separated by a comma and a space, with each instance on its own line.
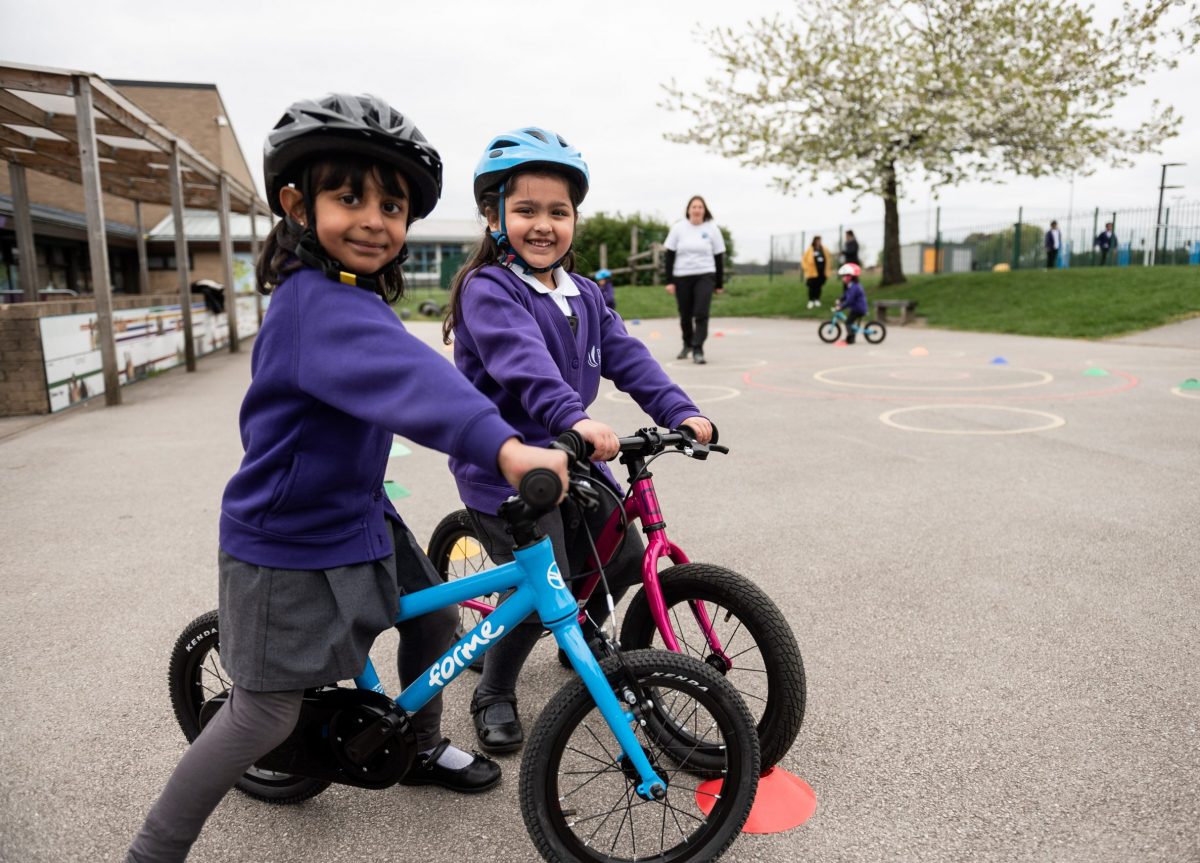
406, 244, 438, 274
147, 253, 195, 271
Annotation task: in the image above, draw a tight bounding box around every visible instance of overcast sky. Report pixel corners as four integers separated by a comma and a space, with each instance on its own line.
5, 0, 1198, 263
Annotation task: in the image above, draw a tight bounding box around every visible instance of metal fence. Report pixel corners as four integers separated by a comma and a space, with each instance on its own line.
768, 200, 1200, 276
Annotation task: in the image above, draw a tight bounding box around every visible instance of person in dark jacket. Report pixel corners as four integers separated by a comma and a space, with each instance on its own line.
1045, 220, 1063, 269
834, 262, 868, 344
1094, 222, 1117, 266
443, 127, 713, 754
126, 96, 567, 863
841, 229, 860, 266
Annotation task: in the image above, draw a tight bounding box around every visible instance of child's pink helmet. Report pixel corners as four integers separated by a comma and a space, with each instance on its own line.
838, 263, 861, 278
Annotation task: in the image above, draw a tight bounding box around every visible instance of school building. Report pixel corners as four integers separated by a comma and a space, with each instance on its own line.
0, 63, 482, 419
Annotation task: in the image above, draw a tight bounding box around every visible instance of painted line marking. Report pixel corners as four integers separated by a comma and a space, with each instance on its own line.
879, 404, 1066, 435
814, 363, 1054, 391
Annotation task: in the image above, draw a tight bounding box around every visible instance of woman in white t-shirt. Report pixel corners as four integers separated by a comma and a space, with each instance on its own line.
664, 195, 726, 364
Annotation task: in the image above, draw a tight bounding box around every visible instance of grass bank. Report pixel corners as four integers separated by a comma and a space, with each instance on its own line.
395, 265, 1199, 340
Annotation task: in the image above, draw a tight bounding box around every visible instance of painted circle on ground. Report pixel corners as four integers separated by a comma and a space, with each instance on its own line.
867, 348, 967, 359
1170, 386, 1200, 401
879, 404, 1066, 434
815, 363, 1053, 391
887, 369, 972, 381
605, 384, 741, 404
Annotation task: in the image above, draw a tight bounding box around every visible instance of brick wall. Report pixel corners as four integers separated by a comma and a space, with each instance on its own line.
0, 294, 179, 417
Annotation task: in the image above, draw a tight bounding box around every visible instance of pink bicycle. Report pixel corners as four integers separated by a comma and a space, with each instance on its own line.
429, 427, 806, 769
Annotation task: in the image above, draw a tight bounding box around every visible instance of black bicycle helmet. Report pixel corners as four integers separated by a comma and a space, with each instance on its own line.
264, 93, 442, 219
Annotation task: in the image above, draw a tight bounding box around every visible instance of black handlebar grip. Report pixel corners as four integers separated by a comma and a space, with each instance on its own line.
554, 429, 592, 462
519, 468, 562, 510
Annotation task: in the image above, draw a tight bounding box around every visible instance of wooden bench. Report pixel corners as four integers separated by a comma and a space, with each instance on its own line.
874, 299, 918, 325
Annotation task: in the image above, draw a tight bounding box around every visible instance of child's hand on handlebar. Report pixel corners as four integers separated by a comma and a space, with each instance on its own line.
571, 418, 620, 461
497, 438, 569, 502
680, 416, 713, 444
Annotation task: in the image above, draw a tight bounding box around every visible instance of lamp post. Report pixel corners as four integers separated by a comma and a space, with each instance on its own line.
1153, 162, 1185, 266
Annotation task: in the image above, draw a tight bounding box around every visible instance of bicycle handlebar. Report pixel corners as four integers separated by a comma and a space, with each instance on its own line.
505, 424, 726, 533
552, 425, 728, 465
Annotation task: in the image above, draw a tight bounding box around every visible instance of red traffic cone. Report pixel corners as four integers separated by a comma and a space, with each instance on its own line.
696, 766, 817, 834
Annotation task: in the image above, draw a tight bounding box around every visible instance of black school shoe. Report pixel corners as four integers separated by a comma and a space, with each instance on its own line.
676, 345, 692, 359
470, 691, 523, 753
399, 738, 501, 793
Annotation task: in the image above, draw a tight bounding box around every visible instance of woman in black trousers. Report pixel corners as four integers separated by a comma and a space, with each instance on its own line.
664, 195, 726, 364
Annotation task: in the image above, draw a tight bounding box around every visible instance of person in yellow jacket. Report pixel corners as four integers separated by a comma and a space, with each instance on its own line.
801, 235, 831, 310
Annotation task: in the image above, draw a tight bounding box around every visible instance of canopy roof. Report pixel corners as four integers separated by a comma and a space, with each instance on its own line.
0, 62, 266, 214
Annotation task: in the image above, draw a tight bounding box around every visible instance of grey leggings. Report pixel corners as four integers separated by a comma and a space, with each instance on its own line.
126, 686, 302, 862
469, 476, 645, 699
128, 573, 456, 862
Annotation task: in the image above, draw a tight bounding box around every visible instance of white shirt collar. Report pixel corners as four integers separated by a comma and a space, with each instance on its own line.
506, 262, 579, 297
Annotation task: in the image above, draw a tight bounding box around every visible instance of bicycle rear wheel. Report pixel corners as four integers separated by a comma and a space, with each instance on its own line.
818, 321, 842, 343
168, 610, 330, 804
620, 564, 806, 769
863, 319, 887, 343
520, 650, 759, 863
428, 509, 495, 671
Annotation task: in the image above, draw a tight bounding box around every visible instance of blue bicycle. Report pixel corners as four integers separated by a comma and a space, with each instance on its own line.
818, 308, 886, 344
168, 441, 760, 862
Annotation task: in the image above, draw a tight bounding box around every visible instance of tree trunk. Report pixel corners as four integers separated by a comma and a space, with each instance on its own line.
880, 162, 906, 286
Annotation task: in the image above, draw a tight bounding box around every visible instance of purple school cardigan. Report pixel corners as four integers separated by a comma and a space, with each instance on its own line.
449, 265, 700, 513
220, 266, 518, 569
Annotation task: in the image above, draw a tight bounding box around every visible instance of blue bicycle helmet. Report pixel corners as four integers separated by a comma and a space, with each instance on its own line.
471, 128, 590, 274
472, 127, 589, 204
594, 269, 612, 281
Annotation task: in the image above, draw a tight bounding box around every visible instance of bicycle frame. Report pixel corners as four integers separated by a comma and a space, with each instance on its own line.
354, 531, 667, 800
457, 454, 731, 665
829, 308, 860, 331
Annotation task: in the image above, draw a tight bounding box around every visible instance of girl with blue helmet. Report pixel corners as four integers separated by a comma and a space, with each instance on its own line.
593, 268, 616, 310
127, 98, 568, 863
441, 128, 714, 753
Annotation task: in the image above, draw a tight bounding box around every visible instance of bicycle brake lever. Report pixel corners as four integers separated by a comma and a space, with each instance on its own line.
569, 478, 603, 511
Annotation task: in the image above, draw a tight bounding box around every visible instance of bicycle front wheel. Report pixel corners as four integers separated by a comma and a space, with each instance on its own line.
818, 321, 842, 343
520, 650, 759, 863
168, 610, 329, 804
620, 563, 806, 769
428, 509, 495, 671
863, 319, 887, 343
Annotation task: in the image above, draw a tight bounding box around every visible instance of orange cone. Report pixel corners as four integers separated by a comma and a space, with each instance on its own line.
696, 767, 817, 834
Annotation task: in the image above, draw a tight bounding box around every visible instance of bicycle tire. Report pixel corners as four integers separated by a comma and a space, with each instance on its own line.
520, 650, 759, 863
620, 564, 806, 769
427, 509, 496, 671
168, 610, 330, 804
863, 319, 887, 343
818, 321, 842, 343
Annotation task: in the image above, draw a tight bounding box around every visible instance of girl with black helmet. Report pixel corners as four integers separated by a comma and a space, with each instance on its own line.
440, 128, 714, 754
127, 96, 568, 862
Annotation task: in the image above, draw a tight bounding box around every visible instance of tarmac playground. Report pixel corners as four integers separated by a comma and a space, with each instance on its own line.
1, 314, 1197, 862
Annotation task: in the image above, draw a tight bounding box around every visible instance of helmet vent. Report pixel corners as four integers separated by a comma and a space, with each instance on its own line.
525, 129, 548, 143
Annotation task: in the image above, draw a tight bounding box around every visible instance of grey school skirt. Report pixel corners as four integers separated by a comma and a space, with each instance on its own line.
217, 519, 440, 691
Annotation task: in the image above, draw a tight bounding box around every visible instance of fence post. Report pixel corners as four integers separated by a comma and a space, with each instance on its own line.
1111, 212, 1119, 267
934, 206, 941, 274
629, 226, 638, 284
768, 234, 774, 282
599, 242, 608, 271
1163, 207, 1171, 265
1013, 207, 1023, 270
1090, 208, 1098, 267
